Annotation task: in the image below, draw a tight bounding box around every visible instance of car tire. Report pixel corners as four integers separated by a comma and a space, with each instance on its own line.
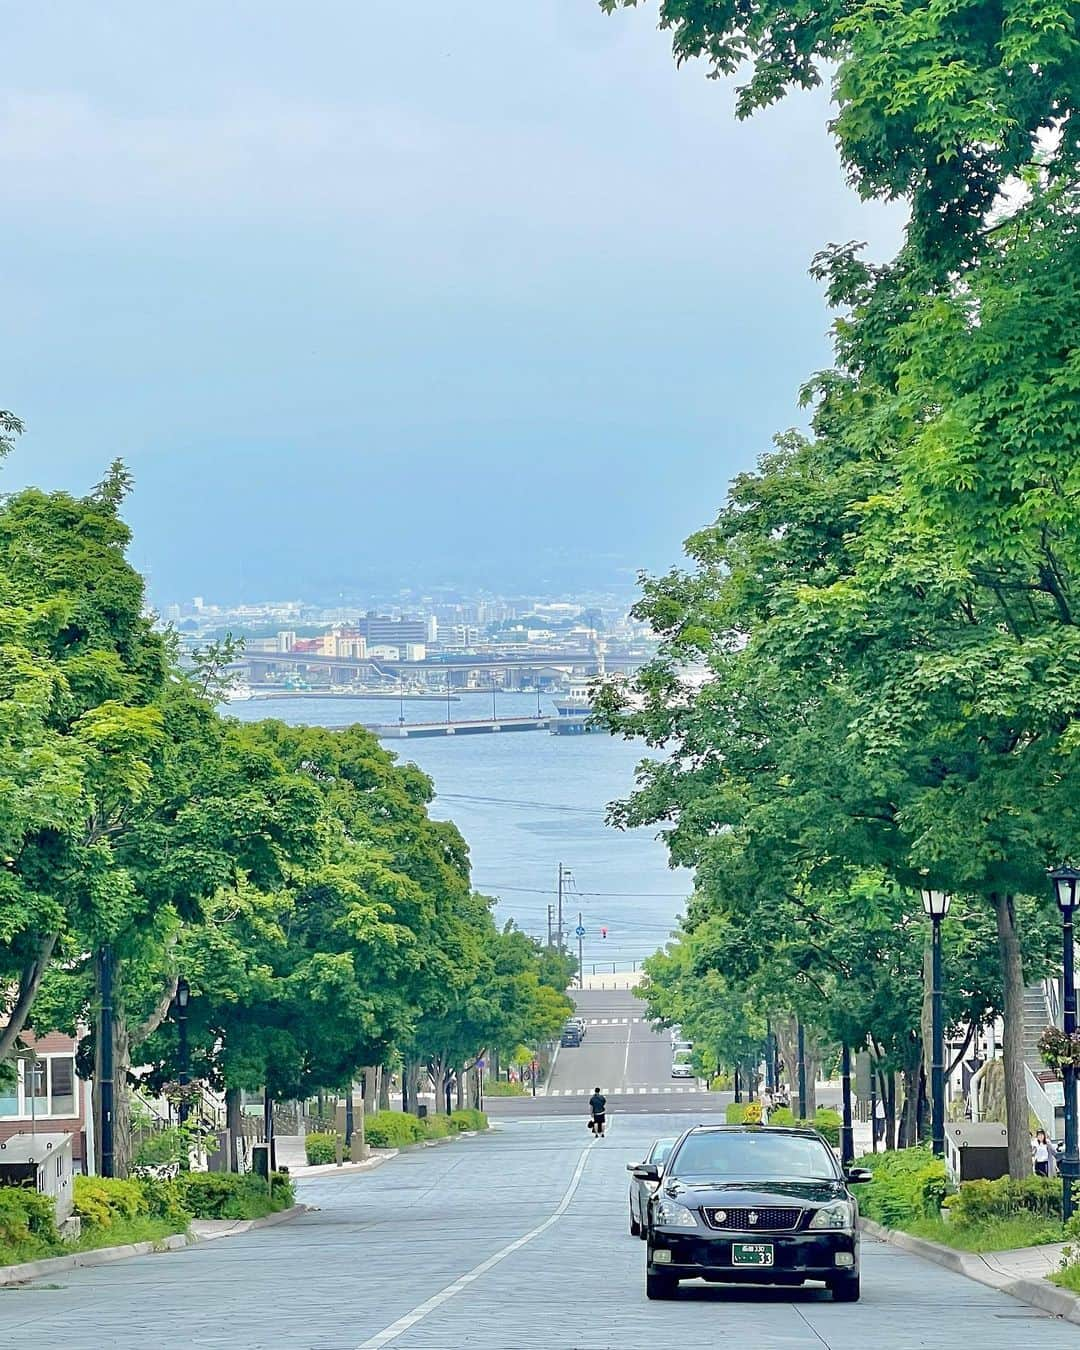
646, 1269, 678, 1300
829, 1272, 860, 1302
629, 1203, 641, 1238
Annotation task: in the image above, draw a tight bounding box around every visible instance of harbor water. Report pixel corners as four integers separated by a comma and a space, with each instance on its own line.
227, 691, 689, 966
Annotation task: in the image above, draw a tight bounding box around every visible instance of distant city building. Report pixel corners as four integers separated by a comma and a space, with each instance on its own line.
356, 616, 428, 646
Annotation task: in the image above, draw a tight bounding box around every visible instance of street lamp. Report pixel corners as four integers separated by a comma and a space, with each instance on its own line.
921, 889, 951, 1158
1051, 865, 1080, 1220
175, 976, 191, 1127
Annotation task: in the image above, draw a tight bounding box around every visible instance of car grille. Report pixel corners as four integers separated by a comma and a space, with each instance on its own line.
702, 1206, 802, 1232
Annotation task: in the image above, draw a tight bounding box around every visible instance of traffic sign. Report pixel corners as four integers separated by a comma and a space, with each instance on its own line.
575, 925, 586, 937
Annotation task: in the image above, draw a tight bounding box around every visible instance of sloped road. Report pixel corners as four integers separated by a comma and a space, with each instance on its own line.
0, 1113, 1077, 1349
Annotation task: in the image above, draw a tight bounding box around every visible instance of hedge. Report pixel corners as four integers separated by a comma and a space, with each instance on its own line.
178, 1171, 294, 1220
943, 1175, 1060, 1224
852, 1147, 947, 1227
363, 1109, 489, 1149
725, 1102, 763, 1125
0, 1186, 60, 1254
305, 1132, 343, 1165
450, 1109, 487, 1132
768, 1107, 842, 1147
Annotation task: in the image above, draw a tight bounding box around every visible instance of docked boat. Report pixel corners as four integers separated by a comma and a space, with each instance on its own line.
549, 681, 602, 735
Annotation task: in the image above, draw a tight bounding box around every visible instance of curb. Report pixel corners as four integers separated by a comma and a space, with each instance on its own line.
0, 1204, 311, 1287
192, 1202, 313, 1241
861, 1217, 1080, 1324
0, 1233, 192, 1287
288, 1150, 399, 1179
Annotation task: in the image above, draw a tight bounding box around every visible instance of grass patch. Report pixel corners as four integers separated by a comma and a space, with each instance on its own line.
904, 1214, 1064, 1252
70, 1216, 184, 1253
1050, 1265, 1080, 1292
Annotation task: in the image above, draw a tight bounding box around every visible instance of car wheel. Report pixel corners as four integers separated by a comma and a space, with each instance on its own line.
629, 1203, 641, 1237
829, 1272, 860, 1302
646, 1269, 678, 1300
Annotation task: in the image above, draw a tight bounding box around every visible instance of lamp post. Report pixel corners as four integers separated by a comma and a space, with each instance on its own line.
1051, 865, 1080, 1221
175, 977, 191, 1127
921, 889, 951, 1158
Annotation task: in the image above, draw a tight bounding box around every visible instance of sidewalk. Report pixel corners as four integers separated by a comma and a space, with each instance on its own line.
862, 1217, 1080, 1325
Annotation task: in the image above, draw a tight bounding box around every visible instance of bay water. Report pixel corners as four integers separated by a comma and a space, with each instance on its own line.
227, 690, 689, 967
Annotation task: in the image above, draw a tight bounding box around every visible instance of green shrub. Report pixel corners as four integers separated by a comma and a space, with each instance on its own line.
304, 1131, 345, 1166
74, 1176, 147, 1229
138, 1178, 191, 1229
482, 1080, 526, 1097
853, 1147, 948, 1228
726, 1102, 748, 1124
133, 1126, 190, 1171
421, 1115, 453, 1140
364, 1110, 426, 1149
946, 1175, 1062, 1224
0, 1186, 60, 1252
176, 1171, 294, 1220
812, 1109, 841, 1147
449, 1109, 487, 1132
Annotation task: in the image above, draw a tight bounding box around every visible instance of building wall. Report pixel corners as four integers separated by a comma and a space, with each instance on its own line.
0, 1031, 89, 1167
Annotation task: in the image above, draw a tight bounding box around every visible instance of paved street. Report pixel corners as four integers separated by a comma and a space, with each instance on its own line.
1, 1113, 1077, 1349
490, 988, 728, 1118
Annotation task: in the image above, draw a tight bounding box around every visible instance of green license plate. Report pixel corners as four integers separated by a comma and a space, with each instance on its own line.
732, 1243, 774, 1267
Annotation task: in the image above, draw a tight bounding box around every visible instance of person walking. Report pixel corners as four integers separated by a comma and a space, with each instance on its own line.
1033, 1128, 1054, 1177
589, 1086, 607, 1138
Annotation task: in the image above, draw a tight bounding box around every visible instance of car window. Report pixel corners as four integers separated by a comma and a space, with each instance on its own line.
649, 1139, 675, 1164
669, 1132, 838, 1181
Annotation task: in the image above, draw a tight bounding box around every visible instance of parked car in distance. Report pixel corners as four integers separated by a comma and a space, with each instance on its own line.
560, 1024, 582, 1047
569, 1016, 587, 1039
671, 1060, 695, 1080
636, 1125, 871, 1303
627, 1137, 676, 1237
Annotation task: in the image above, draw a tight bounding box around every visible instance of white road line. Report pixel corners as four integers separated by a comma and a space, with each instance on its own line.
355, 1145, 593, 1350
622, 1019, 632, 1083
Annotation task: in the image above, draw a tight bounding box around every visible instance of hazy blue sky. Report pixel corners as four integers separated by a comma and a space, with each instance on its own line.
1, 2, 900, 602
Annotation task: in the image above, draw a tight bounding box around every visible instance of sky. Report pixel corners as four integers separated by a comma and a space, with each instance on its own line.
0, 2, 902, 603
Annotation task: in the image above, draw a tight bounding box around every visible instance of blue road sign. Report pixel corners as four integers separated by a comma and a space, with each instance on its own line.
575, 925, 586, 937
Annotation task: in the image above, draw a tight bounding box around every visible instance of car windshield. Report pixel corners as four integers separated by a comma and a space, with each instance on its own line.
649, 1138, 676, 1164
670, 1131, 838, 1181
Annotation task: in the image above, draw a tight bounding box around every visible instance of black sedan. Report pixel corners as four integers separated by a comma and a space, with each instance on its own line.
633, 1125, 871, 1302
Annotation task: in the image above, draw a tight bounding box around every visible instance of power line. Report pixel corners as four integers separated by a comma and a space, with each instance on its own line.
437, 793, 599, 816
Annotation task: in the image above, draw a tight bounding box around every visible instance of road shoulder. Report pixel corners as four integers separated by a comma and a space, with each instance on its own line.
862, 1216, 1080, 1325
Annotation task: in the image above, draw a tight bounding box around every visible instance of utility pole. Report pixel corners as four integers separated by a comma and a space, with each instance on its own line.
556, 863, 571, 951
99, 944, 115, 1178
797, 1020, 808, 1121
547, 905, 554, 947
577, 912, 584, 990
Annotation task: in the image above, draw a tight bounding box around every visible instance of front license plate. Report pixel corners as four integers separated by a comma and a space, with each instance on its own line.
732, 1243, 774, 1267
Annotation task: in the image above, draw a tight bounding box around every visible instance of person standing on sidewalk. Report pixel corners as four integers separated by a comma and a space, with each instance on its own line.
1033, 1129, 1054, 1177
589, 1087, 607, 1138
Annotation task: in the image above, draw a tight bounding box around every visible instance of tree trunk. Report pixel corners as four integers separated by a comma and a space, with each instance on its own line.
362, 1066, 378, 1114
991, 891, 1031, 1178
432, 1056, 448, 1112
226, 1087, 242, 1172
0, 933, 59, 1063
378, 1068, 391, 1112
455, 1065, 465, 1109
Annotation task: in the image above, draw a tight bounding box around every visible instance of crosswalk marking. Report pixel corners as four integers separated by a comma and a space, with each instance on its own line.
548, 1086, 703, 1097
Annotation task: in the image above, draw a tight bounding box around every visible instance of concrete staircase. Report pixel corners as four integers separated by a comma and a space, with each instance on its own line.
1022, 983, 1052, 1072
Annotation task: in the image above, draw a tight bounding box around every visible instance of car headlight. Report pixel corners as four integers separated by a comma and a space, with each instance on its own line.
654, 1197, 698, 1228
808, 1200, 855, 1231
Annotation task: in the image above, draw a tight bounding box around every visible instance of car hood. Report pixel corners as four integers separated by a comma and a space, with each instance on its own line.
663, 1178, 845, 1207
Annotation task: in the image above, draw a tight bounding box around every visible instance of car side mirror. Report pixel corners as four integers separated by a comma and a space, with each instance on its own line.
844, 1167, 873, 1184
631, 1164, 661, 1182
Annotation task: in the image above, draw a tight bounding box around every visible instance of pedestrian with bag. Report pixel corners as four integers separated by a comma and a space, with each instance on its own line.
588, 1087, 607, 1138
